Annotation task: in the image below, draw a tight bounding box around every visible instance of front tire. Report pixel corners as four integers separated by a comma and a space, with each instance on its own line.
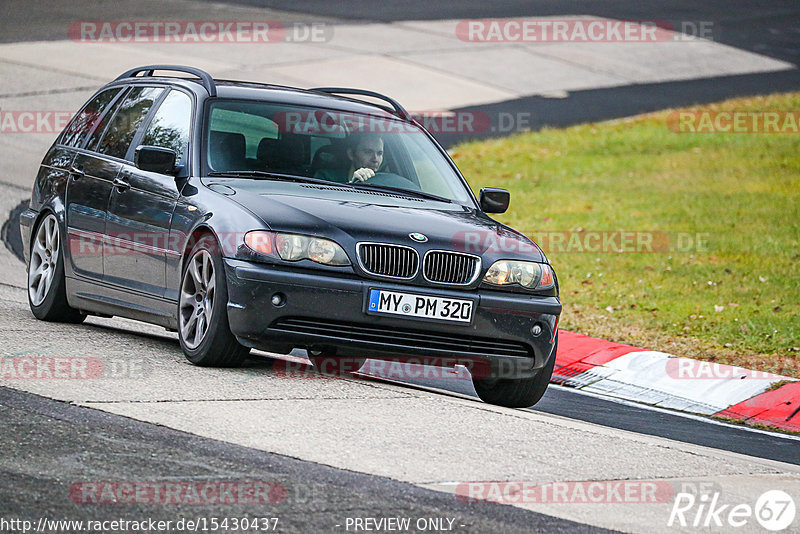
178, 235, 249, 367
27, 212, 86, 323
472, 336, 557, 408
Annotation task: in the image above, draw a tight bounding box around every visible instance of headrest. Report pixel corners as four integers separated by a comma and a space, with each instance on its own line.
209, 130, 246, 170
257, 135, 305, 169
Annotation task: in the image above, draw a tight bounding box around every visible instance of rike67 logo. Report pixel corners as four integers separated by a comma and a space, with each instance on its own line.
669, 490, 796, 531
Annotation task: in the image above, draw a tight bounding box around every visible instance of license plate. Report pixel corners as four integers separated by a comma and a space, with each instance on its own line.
367, 289, 474, 323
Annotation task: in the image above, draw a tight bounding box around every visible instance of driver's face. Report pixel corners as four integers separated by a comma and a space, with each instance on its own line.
350, 138, 384, 171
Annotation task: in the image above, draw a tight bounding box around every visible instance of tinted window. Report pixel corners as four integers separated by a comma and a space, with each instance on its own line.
142, 90, 192, 163
60, 88, 121, 148
84, 87, 129, 151
96, 87, 164, 160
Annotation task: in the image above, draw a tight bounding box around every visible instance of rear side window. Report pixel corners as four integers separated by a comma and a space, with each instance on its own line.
95, 87, 164, 160
60, 88, 121, 148
141, 90, 193, 164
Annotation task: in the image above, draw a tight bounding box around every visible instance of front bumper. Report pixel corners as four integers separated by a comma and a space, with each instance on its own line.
224, 259, 561, 380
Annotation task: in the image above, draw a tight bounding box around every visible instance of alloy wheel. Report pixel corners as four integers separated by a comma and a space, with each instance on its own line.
179, 249, 216, 349
28, 214, 60, 306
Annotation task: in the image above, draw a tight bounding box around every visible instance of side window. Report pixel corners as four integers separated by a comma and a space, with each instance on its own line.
84, 88, 129, 151
60, 88, 121, 148
95, 87, 164, 160
404, 135, 452, 197
141, 90, 192, 164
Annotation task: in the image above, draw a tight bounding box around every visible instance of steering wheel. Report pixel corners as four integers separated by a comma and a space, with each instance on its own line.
363, 172, 421, 191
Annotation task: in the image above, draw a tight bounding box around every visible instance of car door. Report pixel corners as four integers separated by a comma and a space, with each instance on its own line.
104, 88, 192, 298
62, 87, 125, 280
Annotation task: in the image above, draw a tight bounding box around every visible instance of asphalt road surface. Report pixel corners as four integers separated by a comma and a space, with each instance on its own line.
384, 375, 800, 465
0, 386, 604, 534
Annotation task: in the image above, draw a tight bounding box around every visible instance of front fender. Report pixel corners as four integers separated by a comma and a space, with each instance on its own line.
165, 179, 272, 301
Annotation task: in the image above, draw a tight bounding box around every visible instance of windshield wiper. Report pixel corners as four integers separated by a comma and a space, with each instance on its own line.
207, 171, 455, 203
351, 183, 454, 203
207, 170, 353, 188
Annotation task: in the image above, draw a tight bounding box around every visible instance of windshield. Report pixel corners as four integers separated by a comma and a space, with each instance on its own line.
203, 100, 474, 204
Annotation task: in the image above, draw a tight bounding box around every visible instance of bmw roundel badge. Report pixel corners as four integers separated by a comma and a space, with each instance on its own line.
409, 232, 428, 243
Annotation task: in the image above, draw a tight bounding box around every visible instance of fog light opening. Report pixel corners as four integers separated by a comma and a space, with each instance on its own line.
271, 293, 286, 307
531, 324, 543, 337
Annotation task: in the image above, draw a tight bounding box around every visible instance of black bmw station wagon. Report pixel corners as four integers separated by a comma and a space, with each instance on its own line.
20, 65, 561, 407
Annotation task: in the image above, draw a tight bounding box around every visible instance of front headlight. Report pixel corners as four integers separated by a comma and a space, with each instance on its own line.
244, 231, 350, 266
483, 260, 554, 290
275, 233, 350, 266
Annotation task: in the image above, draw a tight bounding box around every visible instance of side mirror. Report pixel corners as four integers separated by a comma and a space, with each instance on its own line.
135, 145, 177, 175
479, 187, 510, 213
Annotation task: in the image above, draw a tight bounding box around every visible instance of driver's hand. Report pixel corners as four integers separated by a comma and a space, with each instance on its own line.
349, 168, 375, 183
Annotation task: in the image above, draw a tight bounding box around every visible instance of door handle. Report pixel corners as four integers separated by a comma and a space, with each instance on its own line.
69, 165, 85, 180
113, 177, 131, 191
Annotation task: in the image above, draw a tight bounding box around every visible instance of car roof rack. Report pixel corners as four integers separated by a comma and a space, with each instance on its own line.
115, 65, 217, 97
310, 87, 412, 121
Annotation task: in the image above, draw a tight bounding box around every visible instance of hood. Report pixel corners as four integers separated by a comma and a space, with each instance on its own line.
209, 180, 546, 263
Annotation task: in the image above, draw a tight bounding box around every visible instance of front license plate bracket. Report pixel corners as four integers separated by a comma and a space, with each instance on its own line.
365, 288, 475, 326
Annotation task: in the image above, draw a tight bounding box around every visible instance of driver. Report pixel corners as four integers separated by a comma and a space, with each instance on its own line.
315, 133, 384, 184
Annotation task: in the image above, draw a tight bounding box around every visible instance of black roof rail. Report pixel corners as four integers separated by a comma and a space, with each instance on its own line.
310, 87, 412, 121
115, 65, 217, 97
